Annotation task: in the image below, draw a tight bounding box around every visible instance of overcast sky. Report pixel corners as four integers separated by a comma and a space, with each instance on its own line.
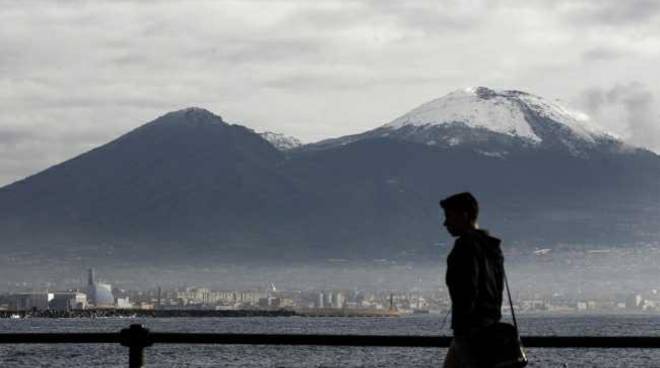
1, 0, 659, 186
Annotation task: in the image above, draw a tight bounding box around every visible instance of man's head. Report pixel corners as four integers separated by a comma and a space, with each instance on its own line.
439, 192, 479, 237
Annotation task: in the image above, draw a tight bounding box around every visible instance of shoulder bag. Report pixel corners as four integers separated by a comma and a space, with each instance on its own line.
472, 268, 528, 368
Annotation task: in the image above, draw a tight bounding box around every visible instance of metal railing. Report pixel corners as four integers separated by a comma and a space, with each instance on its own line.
1, 324, 660, 367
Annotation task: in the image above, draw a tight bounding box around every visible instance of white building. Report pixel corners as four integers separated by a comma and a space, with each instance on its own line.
334, 292, 345, 309
116, 297, 132, 309
86, 268, 115, 307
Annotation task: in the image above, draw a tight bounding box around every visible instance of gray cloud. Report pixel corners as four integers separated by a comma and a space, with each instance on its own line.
264, 72, 448, 91
559, 0, 660, 25
579, 83, 660, 151
580, 88, 606, 113
0, 128, 34, 145
581, 47, 625, 61
308, 1, 489, 33
200, 39, 324, 65
1, 0, 660, 185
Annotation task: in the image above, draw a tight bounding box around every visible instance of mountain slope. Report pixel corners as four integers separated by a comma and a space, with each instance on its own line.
285, 136, 660, 255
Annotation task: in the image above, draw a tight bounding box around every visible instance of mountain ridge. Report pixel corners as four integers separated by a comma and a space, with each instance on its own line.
1, 90, 659, 265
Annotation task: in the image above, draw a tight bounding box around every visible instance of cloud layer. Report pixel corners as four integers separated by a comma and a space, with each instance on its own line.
580, 83, 659, 150
1, 0, 659, 185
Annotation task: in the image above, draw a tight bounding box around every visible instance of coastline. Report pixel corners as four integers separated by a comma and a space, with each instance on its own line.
0, 308, 401, 319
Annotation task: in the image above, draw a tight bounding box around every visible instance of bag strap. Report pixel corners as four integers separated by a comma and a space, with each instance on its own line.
503, 267, 519, 333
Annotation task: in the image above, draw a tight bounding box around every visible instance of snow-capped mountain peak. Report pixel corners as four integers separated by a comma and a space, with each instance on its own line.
384, 87, 612, 144
303, 87, 632, 157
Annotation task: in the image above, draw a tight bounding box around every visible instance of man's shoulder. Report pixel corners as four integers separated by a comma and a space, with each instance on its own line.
456, 230, 483, 247
462, 229, 501, 246
456, 230, 500, 254
452, 236, 479, 257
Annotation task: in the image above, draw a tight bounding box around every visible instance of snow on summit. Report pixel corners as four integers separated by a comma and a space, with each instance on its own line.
260, 131, 303, 151
384, 87, 610, 144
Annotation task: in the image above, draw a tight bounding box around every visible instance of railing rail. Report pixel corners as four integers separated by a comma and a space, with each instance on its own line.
1, 324, 660, 367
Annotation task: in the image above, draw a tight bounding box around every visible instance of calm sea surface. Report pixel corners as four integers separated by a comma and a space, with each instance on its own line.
1, 314, 659, 367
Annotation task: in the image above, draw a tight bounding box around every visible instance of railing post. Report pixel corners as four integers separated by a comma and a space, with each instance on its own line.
120, 324, 152, 368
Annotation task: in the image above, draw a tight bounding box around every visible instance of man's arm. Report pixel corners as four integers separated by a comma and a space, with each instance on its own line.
448, 238, 480, 328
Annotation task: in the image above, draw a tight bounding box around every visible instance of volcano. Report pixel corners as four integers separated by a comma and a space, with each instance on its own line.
1, 89, 659, 265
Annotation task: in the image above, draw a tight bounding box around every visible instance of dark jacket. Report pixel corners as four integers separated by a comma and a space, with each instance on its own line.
446, 229, 504, 334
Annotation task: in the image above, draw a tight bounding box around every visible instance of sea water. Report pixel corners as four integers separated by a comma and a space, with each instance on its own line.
1, 314, 659, 367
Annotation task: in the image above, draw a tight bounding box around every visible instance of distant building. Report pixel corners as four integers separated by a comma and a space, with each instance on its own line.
258, 296, 280, 308
625, 294, 643, 310
86, 268, 115, 307
135, 302, 155, 310
49, 292, 87, 311
175, 288, 210, 304
116, 297, 132, 309
8, 293, 53, 311
335, 293, 345, 309
235, 291, 265, 305
325, 292, 335, 308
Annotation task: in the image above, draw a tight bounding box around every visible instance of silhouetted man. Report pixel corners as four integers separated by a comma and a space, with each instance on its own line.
440, 192, 504, 368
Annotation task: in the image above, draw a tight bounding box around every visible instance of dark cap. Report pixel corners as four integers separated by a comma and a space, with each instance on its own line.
439, 192, 479, 222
